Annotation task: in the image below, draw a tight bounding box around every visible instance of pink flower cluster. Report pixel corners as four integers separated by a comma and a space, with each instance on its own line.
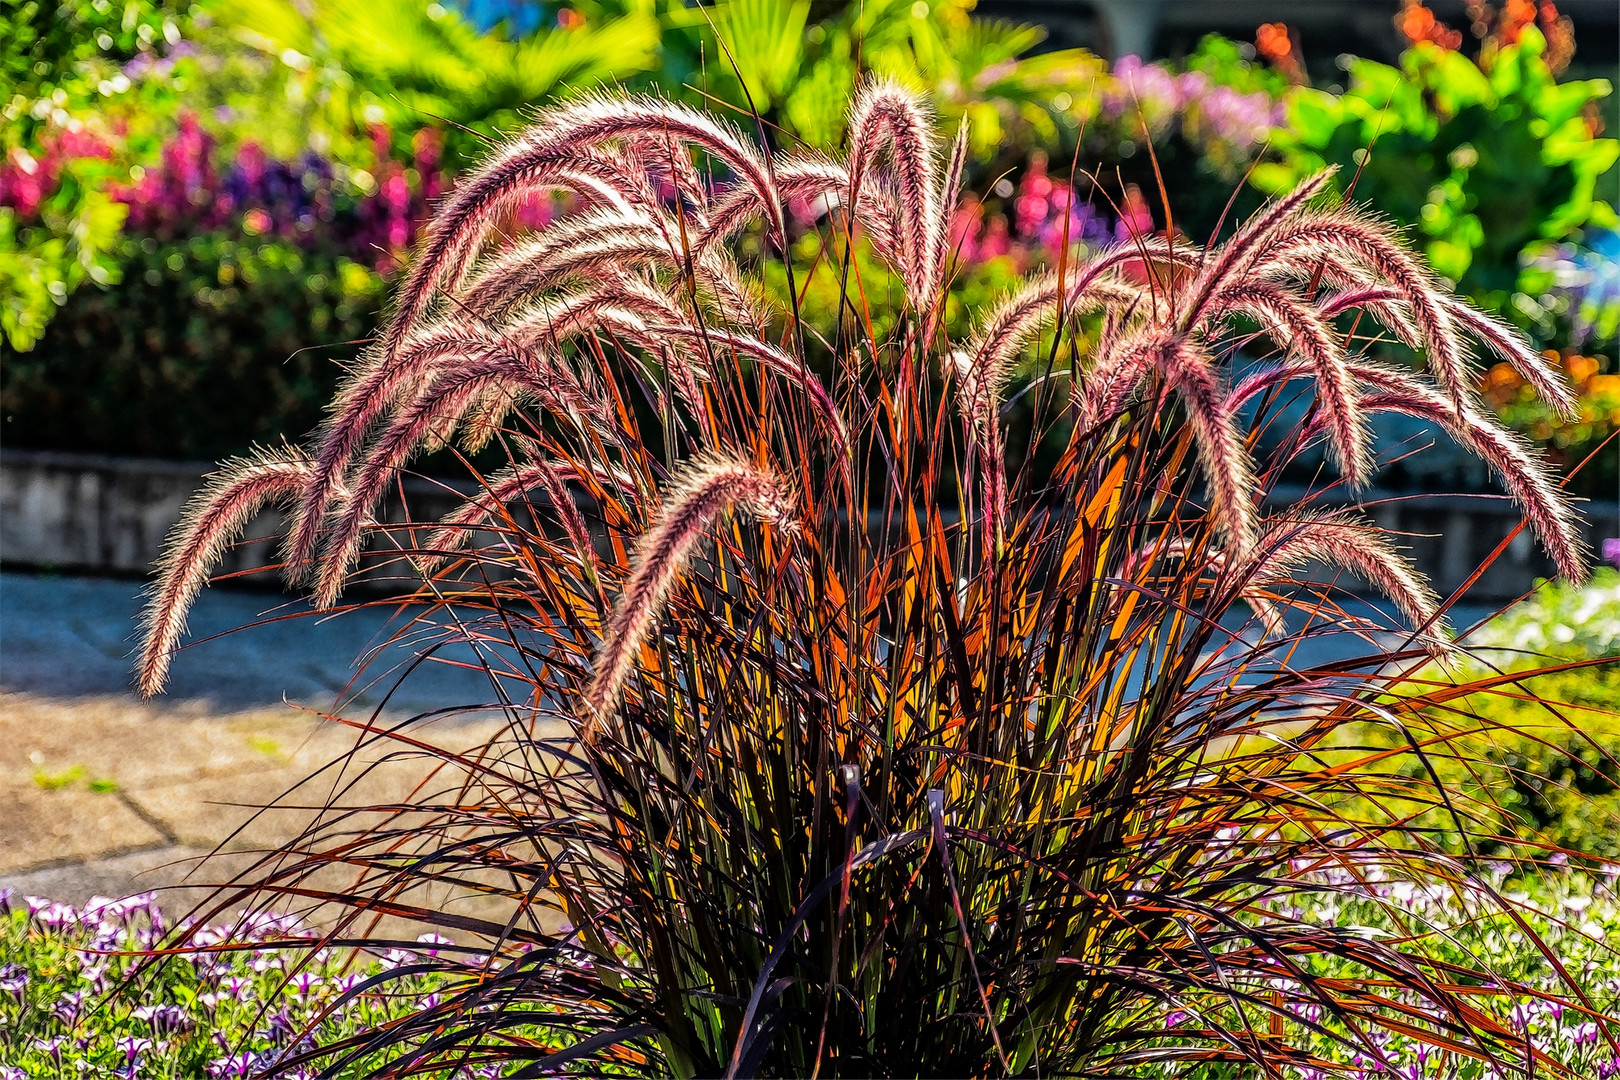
1, 107, 456, 272
947, 154, 1131, 268
0, 124, 114, 217
108, 113, 447, 269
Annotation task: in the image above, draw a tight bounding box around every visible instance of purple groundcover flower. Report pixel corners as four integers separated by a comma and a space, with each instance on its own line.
132, 1002, 195, 1034
116, 1035, 154, 1067
1603, 537, 1620, 568
208, 1052, 263, 1079
0, 963, 27, 1002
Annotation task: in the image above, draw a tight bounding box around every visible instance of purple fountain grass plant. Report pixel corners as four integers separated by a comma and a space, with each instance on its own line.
130, 79, 1616, 1078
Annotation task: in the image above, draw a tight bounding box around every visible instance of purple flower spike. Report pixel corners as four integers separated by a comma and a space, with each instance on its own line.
1602, 537, 1620, 568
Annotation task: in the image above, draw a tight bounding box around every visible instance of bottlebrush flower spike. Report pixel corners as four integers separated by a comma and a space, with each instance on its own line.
137, 447, 314, 697
700, 152, 901, 261
382, 94, 778, 362
1349, 362, 1589, 581
1200, 279, 1369, 482
1242, 510, 1448, 647
581, 454, 796, 743
1251, 208, 1469, 408
418, 460, 596, 575
457, 207, 762, 330
286, 324, 603, 582
847, 79, 942, 316
312, 355, 580, 608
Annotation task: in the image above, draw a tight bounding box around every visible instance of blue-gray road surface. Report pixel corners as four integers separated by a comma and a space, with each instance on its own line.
1, 571, 507, 714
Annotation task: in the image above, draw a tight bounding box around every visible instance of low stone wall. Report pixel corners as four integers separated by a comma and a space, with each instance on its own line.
2, 449, 1615, 599
1264, 485, 1618, 601
0, 448, 475, 587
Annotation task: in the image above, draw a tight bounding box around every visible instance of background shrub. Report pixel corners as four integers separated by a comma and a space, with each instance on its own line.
1349, 570, 1620, 860
0, 235, 382, 459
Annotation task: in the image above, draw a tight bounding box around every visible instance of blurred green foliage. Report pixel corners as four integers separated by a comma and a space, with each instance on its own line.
1356, 570, 1620, 860
199, 0, 661, 169
0, 234, 383, 458
1256, 26, 1618, 321
0, 0, 196, 349
656, 0, 1100, 165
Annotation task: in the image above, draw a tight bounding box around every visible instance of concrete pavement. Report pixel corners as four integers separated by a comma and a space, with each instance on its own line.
0, 571, 535, 915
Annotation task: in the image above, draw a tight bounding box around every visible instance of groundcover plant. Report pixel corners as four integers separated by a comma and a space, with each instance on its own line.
133, 83, 1617, 1076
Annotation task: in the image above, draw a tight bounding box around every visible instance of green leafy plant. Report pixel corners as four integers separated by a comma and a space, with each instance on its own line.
200, 0, 661, 171
1255, 25, 1618, 320
0, 235, 384, 459
130, 83, 1616, 1076
0, 0, 195, 349
656, 0, 1101, 163
1361, 570, 1620, 860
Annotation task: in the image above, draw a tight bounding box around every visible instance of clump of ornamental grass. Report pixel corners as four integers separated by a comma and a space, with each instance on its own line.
133, 82, 1618, 1077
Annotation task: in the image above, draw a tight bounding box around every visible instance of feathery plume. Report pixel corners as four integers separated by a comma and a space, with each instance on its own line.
313, 356, 577, 608
1349, 362, 1588, 581
701, 152, 902, 264
382, 94, 778, 361
624, 129, 709, 228
581, 454, 795, 742
1315, 283, 1426, 350
1202, 279, 1368, 482
1318, 284, 1576, 418
1157, 338, 1259, 558
1180, 168, 1336, 326
955, 241, 1184, 392
1078, 330, 1258, 555
926, 119, 971, 336
136, 447, 312, 697
419, 460, 594, 574
1244, 510, 1447, 647
384, 150, 654, 359
847, 80, 940, 313
513, 281, 711, 407
458, 208, 761, 330
938, 119, 970, 261
286, 324, 598, 581
1441, 298, 1578, 418
949, 346, 1008, 551
1252, 209, 1469, 408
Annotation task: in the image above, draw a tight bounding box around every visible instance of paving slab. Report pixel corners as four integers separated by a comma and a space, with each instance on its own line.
0, 780, 169, 875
